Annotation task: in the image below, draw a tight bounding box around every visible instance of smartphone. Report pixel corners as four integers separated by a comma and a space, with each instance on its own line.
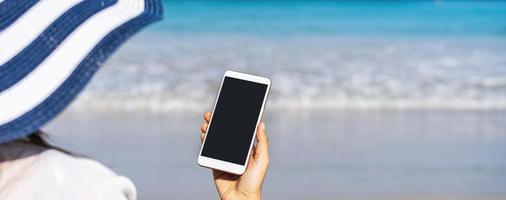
198, 71, 271, 175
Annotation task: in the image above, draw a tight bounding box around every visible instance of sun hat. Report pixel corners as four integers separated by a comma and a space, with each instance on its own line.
0, 0, 163, 143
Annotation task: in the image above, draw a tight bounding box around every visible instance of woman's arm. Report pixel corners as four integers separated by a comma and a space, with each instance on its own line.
200, 112, 270, 200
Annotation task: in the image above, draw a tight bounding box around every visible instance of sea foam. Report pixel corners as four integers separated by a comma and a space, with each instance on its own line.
70, 35, 506, 112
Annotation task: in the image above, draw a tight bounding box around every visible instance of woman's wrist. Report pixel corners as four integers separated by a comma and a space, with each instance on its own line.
220, 192, 261, 200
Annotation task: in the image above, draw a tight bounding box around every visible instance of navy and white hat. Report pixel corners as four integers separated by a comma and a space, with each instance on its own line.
0, 0, 163, 143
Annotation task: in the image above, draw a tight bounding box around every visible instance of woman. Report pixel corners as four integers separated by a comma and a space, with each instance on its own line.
0, 0, 269, 199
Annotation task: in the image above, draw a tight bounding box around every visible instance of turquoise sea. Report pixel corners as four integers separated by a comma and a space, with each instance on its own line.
157, 1, 506, 38
47, 1, 506, 199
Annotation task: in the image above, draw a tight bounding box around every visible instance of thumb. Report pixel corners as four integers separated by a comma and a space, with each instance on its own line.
254, 122, 269, 163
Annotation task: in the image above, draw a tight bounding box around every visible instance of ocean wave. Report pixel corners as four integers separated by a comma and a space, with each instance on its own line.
70, 35, 506, 112
71, 92, 506, 112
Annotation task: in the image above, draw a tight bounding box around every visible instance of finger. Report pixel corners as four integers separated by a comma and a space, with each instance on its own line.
254, 122, 269, 163
201, 132, 205, 143
201, 123, 208, 133
204, 112, 211, 123
250, 144, 257, 157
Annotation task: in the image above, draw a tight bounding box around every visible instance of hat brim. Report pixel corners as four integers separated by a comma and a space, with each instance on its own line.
0, 0, 163, 143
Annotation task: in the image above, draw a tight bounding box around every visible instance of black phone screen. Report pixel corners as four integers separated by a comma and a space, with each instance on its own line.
201, 76, 268, 165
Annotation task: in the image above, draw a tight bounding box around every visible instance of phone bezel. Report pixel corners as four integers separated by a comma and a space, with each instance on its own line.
197, 70, 271, 175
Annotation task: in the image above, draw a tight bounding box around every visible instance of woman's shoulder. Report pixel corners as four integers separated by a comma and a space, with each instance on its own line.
39, 150, 123, 180
0, 149, 136, 200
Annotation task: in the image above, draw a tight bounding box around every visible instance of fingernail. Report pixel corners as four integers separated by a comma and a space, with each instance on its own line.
261, 122, 266, 131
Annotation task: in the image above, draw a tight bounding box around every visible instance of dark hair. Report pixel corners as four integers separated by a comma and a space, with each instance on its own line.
27, 130, 71, 154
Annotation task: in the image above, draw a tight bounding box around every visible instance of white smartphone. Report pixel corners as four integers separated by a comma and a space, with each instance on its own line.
198, 71, 271, 175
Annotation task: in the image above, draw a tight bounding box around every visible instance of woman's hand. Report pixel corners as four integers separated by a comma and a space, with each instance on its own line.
200, 112, 270, 200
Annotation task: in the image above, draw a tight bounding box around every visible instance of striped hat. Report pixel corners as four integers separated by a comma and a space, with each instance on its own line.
0, 0, 163, 143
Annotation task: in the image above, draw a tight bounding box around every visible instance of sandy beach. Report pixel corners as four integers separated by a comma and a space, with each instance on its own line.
45, 109, 506, 200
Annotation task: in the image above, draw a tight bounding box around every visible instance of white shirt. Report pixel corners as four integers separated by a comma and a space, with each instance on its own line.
0, 142, 136, 200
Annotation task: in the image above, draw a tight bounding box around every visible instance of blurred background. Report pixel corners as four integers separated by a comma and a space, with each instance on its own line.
46, 1, 506, 199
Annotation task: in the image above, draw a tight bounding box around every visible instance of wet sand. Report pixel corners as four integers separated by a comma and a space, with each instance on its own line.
45, 110, 506, 200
